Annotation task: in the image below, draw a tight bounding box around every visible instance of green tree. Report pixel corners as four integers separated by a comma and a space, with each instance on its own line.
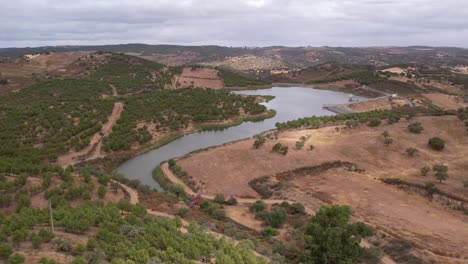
213, 194, 226, 204
425, 182, 438, 195
408, 122, 424, 133
249, 200, 266, 213
97, 186, 107, 199
261, 226, 279, 239
382, 130, 390, 138
368, 118, 381, 127
428, 137, 445, 151
0, 243, 12, 258
420, 166, 431, 176
406, 147, 418, 157
8, 253, 25, 264
384, 138, 393, 146
253, 135, 266, 149
300, 205, 365, 264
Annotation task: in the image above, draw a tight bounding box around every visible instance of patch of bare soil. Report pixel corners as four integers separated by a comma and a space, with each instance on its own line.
346, 97, 410, 112
177, 115, 468, 262
382, 67, 406, 74
173, 67, 224, 89
290, 168, 468, 260
179, 116, 467, 199
423, 93, 468, 110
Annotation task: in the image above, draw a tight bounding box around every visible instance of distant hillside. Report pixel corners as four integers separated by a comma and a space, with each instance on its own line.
1, 44, 467, 69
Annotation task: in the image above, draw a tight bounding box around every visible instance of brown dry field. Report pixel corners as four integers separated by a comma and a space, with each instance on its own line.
179, 115, 467, 198
0, 51, 90, 93
173, 67, 224, 89
178, 115, 468, 261
423, 93, 468, 110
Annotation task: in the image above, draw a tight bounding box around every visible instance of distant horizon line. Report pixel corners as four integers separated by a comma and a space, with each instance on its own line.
1, 43, 467, 50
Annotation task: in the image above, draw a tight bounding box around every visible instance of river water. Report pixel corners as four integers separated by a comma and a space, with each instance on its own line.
117, 86, 363, 190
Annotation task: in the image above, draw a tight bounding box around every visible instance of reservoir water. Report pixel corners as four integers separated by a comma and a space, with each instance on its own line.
117, 86, 363, 190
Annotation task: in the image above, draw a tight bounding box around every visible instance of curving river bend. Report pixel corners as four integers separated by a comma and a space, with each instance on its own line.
118, 86, 365, 190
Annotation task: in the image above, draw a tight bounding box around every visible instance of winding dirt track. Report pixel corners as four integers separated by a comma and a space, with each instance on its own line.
116, 180, 269, 260
160, 163, 396, 264
57, 101, 124, 165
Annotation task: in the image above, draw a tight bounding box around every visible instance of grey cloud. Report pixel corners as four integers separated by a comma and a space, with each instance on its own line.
0, 0, 467, 47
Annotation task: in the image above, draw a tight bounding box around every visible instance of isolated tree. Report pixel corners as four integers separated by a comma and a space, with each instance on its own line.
384, 138, 393, 146
408, 122, 424, 133
252, 135, 266, 149
300, 205, 366, 264
406, 147, 418, 157
213, 194, 226, 204
425, 182, 438, 195
368, 118, 381, 127
420, 166, 431, 176
435, 171, 448, 183
295, 140, 305, 150
382, 130, 390, 138
428, 137, 445, 150
110, 182, 120, 193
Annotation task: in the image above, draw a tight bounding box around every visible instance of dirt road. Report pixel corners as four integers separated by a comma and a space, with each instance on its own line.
161, 163, 314, 214
160, 162, 396, 264
57, 101, 124, 165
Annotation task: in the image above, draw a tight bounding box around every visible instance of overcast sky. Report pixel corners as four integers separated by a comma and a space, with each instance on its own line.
1, 0, 467, 48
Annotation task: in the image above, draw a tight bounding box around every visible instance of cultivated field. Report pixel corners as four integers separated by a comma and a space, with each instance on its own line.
173, 67, 224, 89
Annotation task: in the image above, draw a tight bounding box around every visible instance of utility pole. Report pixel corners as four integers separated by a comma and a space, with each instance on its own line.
48, 201, 54, 233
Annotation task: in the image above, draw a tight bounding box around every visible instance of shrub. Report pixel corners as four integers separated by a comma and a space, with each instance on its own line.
55, 239, 73, 253
225, 197, 238, 205
249, 200, 267, 213
383, 138, 393, 146
73, 244, 86, 256
432, 164, 448, 173
31, 234, 42, 249
253, 135, 266, 149
210, 208, 226, 220
261, 226, 279, 239
258, 207, 287, 228
464, 180, 468, 188
382, 130, 390, 138
38, 228, 55, 242
428, 137, 445, 150
406, 147, 418, 157
289, 203, 305, 215
345, 119, 358, 128
368, 118, 381, 127
199, 200, 210, 209
8, 253, 25, 264
97, 186, 107, 199
361, 247, 384, 264
176, 207, 189, 218
351, 222, 374, 237
295, 140, 305, 150
425, 182, 438, 195
272, 143, 288, 155
0, 243, 12, 258
387, 116, 400, 124
213, 194, 226, 204
408, 122, 424, 133
38, 258, 59, 264
420, 166, 431, 176
309, 144, 315, 151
